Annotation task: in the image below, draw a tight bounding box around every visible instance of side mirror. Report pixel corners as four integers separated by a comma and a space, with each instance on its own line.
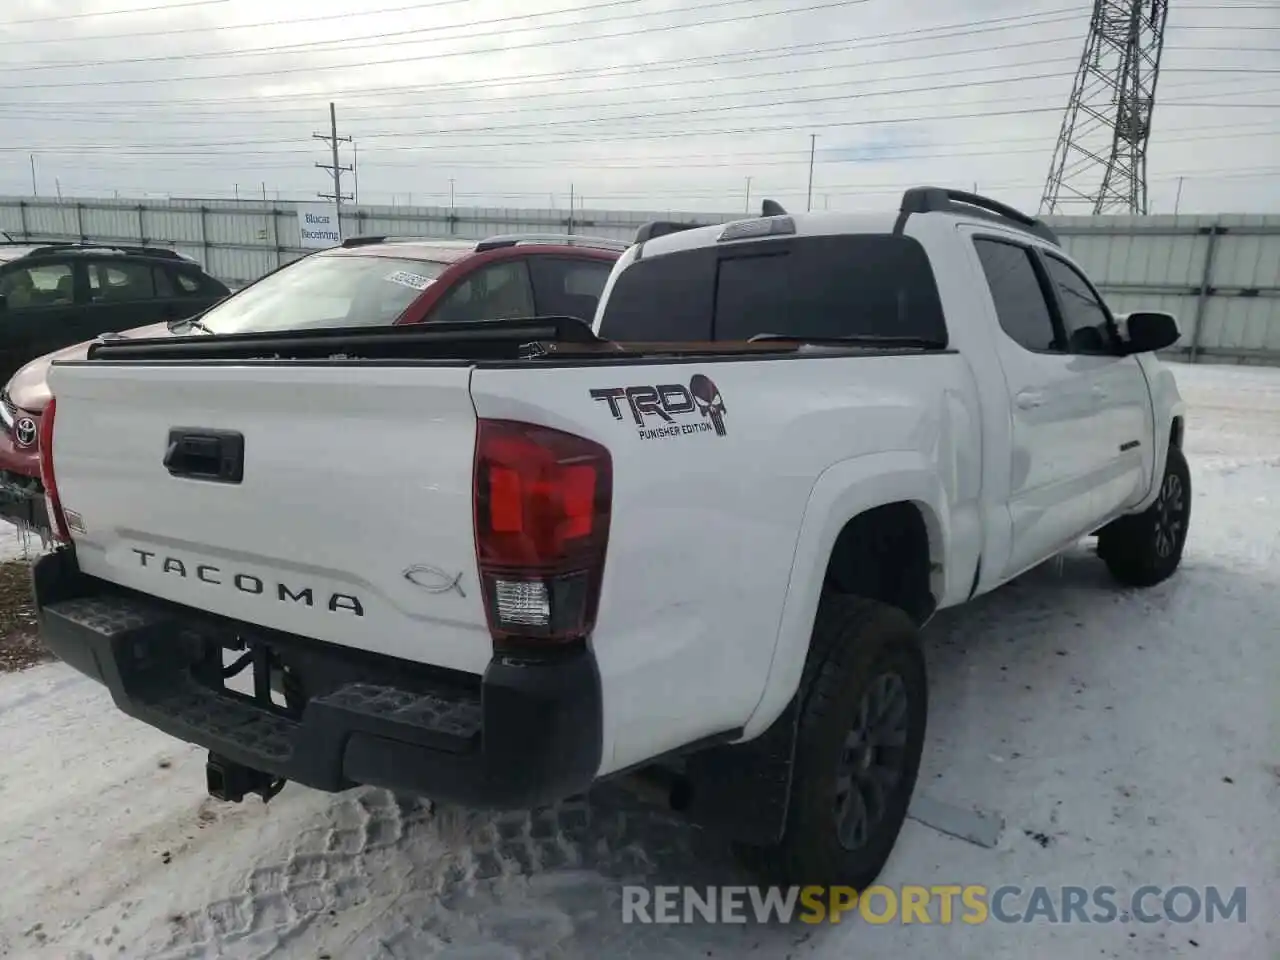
1121, 311, 1180, 355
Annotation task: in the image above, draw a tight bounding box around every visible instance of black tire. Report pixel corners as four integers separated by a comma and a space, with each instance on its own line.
738, 595, 927, 888
1098, 446, 1191, 587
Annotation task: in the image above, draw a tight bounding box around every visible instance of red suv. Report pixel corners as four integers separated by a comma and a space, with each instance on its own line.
0, 233, 625, 532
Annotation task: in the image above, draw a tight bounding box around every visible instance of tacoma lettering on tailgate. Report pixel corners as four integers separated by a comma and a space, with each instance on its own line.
132, 549, 365, 616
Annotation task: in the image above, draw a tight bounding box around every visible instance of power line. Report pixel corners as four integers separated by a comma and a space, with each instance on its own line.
0, 63, 1259, 135
6, 0, 726, 72
10, 82, 1262, 157
0, 0, 226, 26
0, 61, 1085, 130
22, 122, 1275, 174
6, 0, 1061, 91
0, 8, 1117, 106
0, 0, 471, 46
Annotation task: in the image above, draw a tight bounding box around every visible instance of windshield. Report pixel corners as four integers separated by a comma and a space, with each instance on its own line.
198, 253, 447, 335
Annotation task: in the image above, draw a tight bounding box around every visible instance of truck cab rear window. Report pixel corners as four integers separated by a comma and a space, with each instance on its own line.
598, 235, 947, 344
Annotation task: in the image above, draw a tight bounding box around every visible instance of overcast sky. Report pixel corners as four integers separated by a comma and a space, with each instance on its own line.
0, 0, 1276, 215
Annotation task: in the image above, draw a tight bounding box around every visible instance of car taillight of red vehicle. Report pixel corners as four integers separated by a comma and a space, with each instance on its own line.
37, 396, 72, 542
473, 419, 612, 650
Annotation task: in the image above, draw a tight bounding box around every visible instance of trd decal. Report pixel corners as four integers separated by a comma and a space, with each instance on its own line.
590, 374, 727, 439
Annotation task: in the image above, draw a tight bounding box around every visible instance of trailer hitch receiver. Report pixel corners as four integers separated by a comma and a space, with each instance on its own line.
206, 753, 287, 803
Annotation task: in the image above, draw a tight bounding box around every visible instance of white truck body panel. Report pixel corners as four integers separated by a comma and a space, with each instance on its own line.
471, 355, 979, 770
42, 201, 1185, 783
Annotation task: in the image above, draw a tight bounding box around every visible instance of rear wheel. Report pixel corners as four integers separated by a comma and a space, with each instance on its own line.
1098, 446, 1191, 587
738, 595, 927, 888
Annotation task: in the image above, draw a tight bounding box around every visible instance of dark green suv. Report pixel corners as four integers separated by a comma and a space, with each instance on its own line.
0, 241, 229, 383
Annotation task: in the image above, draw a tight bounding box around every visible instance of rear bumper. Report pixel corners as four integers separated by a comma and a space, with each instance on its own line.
33, 549, 603, 809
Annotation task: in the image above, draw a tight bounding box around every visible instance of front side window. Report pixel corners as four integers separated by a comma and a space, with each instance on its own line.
1042, 255, 1116, 355
0, 262, 74, 309
974, 239, 1059, 352
199, 254, 447, 334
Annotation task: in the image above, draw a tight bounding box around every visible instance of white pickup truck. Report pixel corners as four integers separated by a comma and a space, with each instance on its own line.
33, 189, 1188, 888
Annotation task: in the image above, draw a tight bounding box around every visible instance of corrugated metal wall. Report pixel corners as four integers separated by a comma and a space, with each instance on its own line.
1051, 214, 1280, 365
3, 197, 1278, 365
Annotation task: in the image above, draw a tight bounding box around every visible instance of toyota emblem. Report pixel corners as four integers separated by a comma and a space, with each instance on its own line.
14, 417, 36, 448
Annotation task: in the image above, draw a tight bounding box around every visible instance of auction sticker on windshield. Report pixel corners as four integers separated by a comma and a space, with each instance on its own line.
384, 270, 435, 291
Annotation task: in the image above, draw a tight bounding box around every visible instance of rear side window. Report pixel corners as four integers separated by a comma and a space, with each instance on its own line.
528, 257, 612, 321
430, 261, 535, 323
598, 236, 945, 343
89, 260, 155, 301
172, 270, 203, 294
973, 239, 1059, 352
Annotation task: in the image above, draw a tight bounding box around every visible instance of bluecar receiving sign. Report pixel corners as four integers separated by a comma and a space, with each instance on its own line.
297, 202, 341, 249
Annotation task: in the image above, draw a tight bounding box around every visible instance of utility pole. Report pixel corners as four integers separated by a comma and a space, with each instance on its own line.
29, 154, 36, 196
313, 101, 353, 209
1174, 176, 1184, 215
261, 182, 267, 201
449, 178, 455, 211
352, 141, 359, 207
55, 178, 62, 201
744, 176, 752, 213
806, 134, 816, 212
568, 183, 575, 234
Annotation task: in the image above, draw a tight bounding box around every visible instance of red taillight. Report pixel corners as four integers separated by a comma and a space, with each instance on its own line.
38, 397, 72, 543
473, 419, 612, 645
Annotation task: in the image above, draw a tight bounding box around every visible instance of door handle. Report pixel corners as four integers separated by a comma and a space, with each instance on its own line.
164, 429, 244, 483
1015, 390, 1044, 410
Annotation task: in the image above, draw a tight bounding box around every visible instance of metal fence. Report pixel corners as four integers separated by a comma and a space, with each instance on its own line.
3, 196, 1278, 365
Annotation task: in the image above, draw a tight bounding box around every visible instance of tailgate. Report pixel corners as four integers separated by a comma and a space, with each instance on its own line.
45, 361, 492, 675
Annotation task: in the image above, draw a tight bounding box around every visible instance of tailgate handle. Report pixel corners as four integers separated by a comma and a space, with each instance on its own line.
164, 429, 244, 483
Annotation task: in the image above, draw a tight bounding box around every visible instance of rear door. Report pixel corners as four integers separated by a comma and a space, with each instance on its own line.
83, 256, 170, 333
968, 234, 1103, 578
0, 258, 82, 380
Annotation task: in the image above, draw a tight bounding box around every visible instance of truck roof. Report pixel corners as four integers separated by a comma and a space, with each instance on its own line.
635, 211, 900, 261
632, 187, 1059, 260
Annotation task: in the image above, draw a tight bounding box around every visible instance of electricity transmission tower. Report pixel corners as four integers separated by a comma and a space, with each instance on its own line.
313, 102, 353, 208
1040, 0, 1170, 215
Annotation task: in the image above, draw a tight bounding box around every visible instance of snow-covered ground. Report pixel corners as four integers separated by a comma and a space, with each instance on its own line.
1, 362, 1277, 960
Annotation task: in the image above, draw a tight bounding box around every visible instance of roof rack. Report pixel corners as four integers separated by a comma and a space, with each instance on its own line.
473, 233, 629, 253
11, 240, 190, 260
896, 187, 1059, 246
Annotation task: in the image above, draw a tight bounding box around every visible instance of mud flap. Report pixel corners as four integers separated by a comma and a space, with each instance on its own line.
680, 696, 801, 845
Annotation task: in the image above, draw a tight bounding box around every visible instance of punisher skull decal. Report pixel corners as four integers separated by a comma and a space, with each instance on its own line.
688, 374, 727, 436
588, 373, 728, 439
